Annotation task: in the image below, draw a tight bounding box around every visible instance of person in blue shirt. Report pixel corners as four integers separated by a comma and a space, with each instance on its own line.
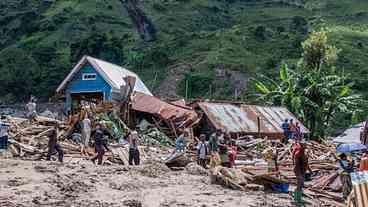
196, 134, 208, 168
281, 119, 289, 143
176, 131, 188, 152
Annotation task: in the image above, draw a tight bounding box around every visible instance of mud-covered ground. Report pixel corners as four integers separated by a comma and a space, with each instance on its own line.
0, 158, 295, 207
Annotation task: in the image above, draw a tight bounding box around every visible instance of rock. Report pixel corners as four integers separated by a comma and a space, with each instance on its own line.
136, 161, 170, 178
185, 162, 208, 176
246, 184, 264, 191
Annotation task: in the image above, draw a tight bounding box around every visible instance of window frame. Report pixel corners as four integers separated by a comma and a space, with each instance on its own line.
82, 73, 97, 81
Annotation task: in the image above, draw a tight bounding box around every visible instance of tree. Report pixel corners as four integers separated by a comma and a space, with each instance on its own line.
253, 30, 364, 138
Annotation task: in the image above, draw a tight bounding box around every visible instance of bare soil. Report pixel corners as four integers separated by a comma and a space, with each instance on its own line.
0, 158, 294, 207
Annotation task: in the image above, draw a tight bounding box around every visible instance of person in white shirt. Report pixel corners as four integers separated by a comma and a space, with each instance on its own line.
0, 115, 10, 150
129, 131, 140, 165
26, 97, 37, 122
81, 114, 91, 155
196, 134, 208, 168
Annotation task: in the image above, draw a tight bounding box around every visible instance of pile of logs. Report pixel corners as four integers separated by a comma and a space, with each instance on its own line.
5, 116, 79, 158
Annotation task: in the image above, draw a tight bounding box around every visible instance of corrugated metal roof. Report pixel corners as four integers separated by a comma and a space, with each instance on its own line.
197, 102, 257, 133
241, 105, 310, 134
197, 102, 309, 135
56, 56, 152, 96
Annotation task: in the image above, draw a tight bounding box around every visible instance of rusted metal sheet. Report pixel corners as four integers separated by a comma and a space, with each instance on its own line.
197, 102, 309, 135
197, 102, 257, 133
131, 92, 199, 130
241, 105, 310, 134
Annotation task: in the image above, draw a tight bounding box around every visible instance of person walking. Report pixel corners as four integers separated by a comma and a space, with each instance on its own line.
91, 123, 112, 165
293, 141, 308, 205
46, 124, 64, 163
81, 114, 91, 155
128, 131, 140, 165
338, 153, 354, 200
197, 134, 208, 168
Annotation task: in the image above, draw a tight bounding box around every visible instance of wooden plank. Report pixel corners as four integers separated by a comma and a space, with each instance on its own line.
354, 184, 364, 207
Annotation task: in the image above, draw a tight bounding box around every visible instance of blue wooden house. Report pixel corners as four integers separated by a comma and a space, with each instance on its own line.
56, 56, 152, 111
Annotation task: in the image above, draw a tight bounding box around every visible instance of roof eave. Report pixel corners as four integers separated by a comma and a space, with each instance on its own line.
56, 55, 89, 93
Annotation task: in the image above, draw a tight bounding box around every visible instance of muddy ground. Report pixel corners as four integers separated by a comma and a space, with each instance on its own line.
0, 158, 294, 207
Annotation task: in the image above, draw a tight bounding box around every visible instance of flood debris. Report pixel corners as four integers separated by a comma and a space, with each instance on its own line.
0, 97, 356, 207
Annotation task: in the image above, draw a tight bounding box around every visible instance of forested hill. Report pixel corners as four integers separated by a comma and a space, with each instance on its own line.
1, 0, 368, 102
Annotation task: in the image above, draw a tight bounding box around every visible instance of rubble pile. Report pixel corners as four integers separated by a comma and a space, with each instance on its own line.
138, 127, 174, 147
185, 162, 209, 176
0, 101, 349, 206
5, 116, 80, 159
135, 160, 171, 178
215, 137, 344, 206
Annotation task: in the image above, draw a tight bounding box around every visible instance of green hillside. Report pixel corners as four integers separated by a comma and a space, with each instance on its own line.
1, 0, 368, 103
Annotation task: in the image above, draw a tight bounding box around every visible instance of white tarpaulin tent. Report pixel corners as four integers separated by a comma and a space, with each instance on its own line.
333, 122, 365, 144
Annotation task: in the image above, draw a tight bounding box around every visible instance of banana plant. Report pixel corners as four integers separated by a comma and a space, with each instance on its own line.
253, 63, 363, 138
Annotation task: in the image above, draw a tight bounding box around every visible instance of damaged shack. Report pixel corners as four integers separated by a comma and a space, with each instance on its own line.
194, 102, 309, 139
54, 56, 308, 141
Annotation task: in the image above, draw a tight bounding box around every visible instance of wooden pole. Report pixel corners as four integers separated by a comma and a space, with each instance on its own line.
257, 117, 261, 138
209, 84, 212, 99
185, 79, 189, 100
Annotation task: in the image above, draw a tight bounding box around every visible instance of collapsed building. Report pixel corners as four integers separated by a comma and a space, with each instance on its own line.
55, 56, 308, 140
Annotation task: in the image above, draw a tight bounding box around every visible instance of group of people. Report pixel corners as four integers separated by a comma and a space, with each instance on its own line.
46, 117, 141, 165
281, 119, 302, 143
176, 129, 237, 169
